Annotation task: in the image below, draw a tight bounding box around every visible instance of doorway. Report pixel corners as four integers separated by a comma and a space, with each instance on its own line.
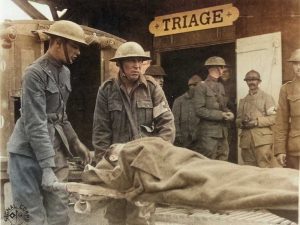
160, 42, 237, 163
67, 45, 101, 150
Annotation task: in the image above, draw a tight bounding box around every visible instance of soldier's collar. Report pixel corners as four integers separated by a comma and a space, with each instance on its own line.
206, 75, 219, 82
117, 73, 147, 88
44, 52, 63, 68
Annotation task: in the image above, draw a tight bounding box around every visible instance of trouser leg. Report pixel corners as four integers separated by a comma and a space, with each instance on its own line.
9, 153, 45, 225
254, 144, 276, 168
126, 201, 156, 225
286, 155, 300, 170
105, 199, 155, 225
44, 136, 70, 225
105, 199, 127, 225
197, 136, 218, 159
216, 137, 229, 161
241, 147, 256, 166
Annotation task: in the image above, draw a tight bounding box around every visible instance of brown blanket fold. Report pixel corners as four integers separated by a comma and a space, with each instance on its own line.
82, 137, 299, 211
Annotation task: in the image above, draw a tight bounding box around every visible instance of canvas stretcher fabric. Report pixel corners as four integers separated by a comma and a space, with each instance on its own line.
78, 137, 298, 211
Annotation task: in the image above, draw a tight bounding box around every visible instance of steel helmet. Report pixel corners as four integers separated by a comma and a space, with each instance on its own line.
244, 70, 261, 81
287, 49, 300, 62
204, 56, 227, 66
43, 20, 87, 45
110, 42, 151, 62
144, 65, 167, 76
188, 74, 202, 86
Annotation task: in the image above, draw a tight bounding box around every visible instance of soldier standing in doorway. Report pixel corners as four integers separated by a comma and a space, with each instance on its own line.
92, 41, 175, 225
7, 20, 91, 225
275, 49, 300, 170
144, 64, 167, 88
172, 74, 202, 151
193, 56, 234, 160
236, 70, 277, 167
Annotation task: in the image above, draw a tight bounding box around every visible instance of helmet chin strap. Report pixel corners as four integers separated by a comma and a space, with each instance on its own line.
119, 61, 129, 80
62, 39, 71, 64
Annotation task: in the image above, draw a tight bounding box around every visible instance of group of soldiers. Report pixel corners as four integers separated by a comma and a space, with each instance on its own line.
170, 52, 300, 171
6, 20, 300, 225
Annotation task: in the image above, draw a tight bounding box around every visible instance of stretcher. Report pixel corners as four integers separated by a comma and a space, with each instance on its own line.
62, 138, 299, 223
54, 182, 298, 225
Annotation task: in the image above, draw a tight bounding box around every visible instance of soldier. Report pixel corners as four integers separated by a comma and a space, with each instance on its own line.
275, 49, 300, 170
7, 20, 91, 225
236, 70, 277, 167
92, 41, 175, 225
193, 56, 234, 160
172, 74, 202, 151
144, 64, 167, 87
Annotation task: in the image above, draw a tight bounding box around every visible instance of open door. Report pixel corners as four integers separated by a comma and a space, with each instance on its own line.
236, 32, 282, 164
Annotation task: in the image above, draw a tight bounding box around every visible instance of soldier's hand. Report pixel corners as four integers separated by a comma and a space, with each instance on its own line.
242, 119, 257, 129
72, 139, 92, 165
276, 153, 286, 166
42, 167, 58, 192
225, 112, 234, 121
222, 112, 234, 121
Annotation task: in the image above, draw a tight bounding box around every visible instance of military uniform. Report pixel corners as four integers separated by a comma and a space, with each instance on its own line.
172, 90, 201, 151
236, 89, 276, 167
274, 78, 300, 169
7, 53, 77, 225
93, 73, 175, 225
193, 76, 231, 160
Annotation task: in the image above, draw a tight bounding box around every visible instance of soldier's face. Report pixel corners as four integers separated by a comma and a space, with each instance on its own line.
217, 66, 227, 78
246, 79, 260, 91
292, 62, 300, 78
122, 58, 143, 82
64, 41, 81, 64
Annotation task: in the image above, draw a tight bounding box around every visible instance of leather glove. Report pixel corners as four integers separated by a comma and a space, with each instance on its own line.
72, 139, 92, 165
42, 167, 58, 192
242, 119, 257, 129
276, 153, 286, 167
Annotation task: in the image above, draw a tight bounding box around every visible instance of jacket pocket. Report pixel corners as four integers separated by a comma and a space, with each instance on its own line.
288, 94, 300, 117
205, 89, 219, 109
288, 130, 300, 153
137, 100, 153, 125
252, 128, 273, 147
108, 101, 123, 129
239, 132, 251, 148
46, 81, 59, 94
45, 81, 60, 108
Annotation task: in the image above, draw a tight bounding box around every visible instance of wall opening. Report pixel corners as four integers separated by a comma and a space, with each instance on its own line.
67, 44, 101, 150
161, 42, 237, 163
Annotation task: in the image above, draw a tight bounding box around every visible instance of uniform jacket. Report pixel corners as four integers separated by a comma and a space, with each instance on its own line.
172, 90, 200, 147
274, 78, 300, 156
7, 53, 78, 166
92, 74, 175, 159
193, 76, 230, 138
236, 89, 276, 148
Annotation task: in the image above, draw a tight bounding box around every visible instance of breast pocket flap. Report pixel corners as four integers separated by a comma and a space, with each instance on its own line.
108, 102, 123, 111
137, 100, 153, 109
